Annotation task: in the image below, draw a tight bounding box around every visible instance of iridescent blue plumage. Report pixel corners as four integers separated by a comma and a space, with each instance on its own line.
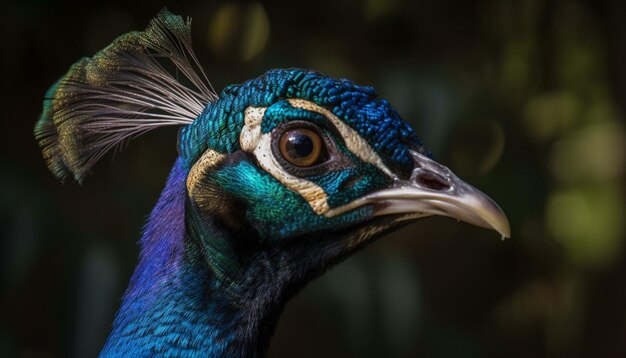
99, 157, 383, 356
36, 9, 509, 357
180, 69, 426, 179
100, 159, 243, 356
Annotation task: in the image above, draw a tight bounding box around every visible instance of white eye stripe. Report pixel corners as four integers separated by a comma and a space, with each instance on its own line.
254, 131, 330, 214
239, 106, 330, 215
286, 99, 393, 177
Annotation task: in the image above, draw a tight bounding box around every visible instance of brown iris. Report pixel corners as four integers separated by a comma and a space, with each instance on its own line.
279, 128, 325, 167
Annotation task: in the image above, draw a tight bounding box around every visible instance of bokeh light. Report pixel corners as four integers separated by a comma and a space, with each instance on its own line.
550, 121, 625, 183
207, 2, 269, 63
546, 186, 624, 267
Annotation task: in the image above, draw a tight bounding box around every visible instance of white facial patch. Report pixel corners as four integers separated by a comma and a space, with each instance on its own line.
239, 107, 266, 152
187, 148, 226, 195
239, 100, 394, 216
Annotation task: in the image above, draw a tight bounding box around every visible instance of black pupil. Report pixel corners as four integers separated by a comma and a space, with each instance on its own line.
288, 132, 314, 157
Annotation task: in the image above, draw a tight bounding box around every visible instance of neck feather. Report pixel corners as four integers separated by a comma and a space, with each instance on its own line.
100, 158, 284, 357
100, 157, 397, 357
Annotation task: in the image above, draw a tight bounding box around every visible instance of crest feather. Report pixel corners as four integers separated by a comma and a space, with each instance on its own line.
35, 9, 217, 182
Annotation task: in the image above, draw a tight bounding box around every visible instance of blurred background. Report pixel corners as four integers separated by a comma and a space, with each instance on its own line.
2, 0, 626, 357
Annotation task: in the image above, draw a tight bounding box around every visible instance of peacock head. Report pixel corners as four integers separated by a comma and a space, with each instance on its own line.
179, 68, 509, 255
36, 10, 509, 295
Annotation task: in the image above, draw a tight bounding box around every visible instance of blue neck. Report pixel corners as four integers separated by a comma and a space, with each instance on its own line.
100, 159, 271, 357
99, 158, 391, 357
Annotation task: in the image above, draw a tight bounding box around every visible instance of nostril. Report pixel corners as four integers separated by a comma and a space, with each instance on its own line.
416, 172, 450, 191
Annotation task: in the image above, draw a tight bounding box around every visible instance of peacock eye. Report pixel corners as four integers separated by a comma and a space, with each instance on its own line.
279, 128, 327, 167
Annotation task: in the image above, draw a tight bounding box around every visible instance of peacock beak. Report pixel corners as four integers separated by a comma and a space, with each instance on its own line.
371, 150, 510, 238
325, 150, 510, 238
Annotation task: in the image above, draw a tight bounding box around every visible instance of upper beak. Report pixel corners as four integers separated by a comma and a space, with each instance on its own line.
326, 150, 511, 238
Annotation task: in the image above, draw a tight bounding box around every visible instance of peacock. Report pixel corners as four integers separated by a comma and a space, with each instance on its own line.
35, 10, 510, 357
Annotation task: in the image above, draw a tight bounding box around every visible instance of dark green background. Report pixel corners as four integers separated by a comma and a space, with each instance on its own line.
2, 0, 625, 357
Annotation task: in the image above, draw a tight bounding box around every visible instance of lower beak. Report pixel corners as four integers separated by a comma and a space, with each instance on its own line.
326, 150, 511, 238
